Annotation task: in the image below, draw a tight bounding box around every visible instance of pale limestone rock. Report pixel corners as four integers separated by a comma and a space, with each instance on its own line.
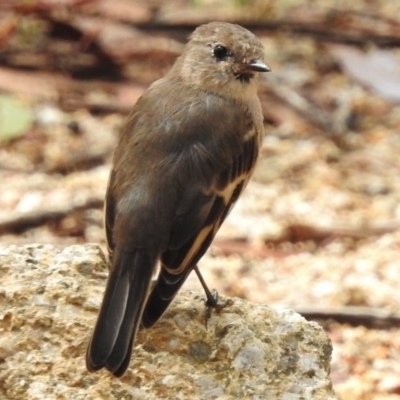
0, 244, 337, 399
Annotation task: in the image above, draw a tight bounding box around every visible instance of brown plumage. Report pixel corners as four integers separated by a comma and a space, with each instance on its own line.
86, 21, 270, 377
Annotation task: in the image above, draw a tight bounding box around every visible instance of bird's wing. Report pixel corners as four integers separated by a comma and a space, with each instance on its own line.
141, 130, 260, 328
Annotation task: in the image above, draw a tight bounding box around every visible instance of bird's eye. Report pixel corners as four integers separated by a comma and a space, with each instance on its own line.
213, 45, 229, 60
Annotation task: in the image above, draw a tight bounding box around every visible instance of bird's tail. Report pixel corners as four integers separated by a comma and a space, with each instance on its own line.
141, 266, 191, 329
86, 249, 156, 377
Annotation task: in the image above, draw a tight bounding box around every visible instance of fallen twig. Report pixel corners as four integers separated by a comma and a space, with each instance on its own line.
296, 306, 400, 329
260, 78, 340, 135
0, 195, 103, 234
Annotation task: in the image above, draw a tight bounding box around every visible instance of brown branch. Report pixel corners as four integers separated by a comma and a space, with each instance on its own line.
134, 16, 400, 48
213, 221, 400, 258
260, 79, 341, 135
276, 221, 400, 245
0, 195, 104, 234
296, 306, 400, 329
9, 1, 400, 48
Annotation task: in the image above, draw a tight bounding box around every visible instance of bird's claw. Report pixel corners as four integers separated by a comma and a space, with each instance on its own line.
204, 289, 233, 328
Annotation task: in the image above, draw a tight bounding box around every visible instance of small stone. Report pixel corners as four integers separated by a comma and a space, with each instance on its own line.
188, 340, 212, 363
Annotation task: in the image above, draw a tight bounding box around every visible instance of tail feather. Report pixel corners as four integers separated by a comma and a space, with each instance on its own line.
86, 249, 156, 376
109, 333, 136, 377
141, 267, 191, 329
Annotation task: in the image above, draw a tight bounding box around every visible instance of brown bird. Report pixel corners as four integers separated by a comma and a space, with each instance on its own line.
86, 21, 270, 377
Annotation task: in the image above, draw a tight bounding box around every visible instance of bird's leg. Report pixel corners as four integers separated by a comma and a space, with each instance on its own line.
193, 265, 233, 326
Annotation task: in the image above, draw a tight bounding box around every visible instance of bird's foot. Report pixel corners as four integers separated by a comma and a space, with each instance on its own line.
204, 289, 233, 327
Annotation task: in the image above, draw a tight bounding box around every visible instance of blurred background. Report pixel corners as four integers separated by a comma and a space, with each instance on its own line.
1, 0, 400, 398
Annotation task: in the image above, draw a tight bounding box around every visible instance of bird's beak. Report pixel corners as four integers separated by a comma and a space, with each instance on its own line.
245, 60, 271, 73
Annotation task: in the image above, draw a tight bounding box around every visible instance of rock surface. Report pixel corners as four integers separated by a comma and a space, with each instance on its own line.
0, 244, 337, 399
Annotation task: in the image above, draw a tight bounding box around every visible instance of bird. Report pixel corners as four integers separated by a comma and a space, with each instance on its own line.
86, 21, 270, 377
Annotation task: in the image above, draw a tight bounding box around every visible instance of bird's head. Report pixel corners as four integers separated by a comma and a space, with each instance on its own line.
174, 22, 270, 99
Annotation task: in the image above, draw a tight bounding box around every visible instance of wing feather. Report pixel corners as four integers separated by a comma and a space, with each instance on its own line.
141, 132, 259, 328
